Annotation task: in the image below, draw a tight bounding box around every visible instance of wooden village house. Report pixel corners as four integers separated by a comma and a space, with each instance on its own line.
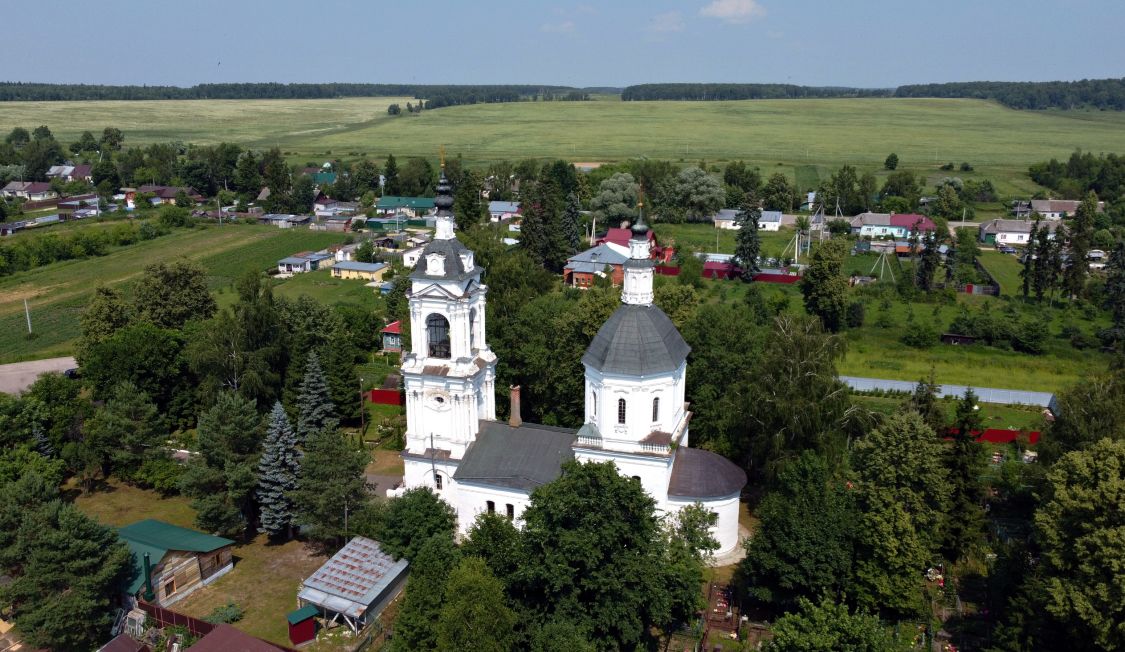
118, 520, 235, 607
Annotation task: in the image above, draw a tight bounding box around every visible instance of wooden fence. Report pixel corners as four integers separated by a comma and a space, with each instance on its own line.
136, 601, 214, 639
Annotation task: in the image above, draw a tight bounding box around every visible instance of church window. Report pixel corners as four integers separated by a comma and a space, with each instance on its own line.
487, 500, 495, 514
631, 476, 641, 483
434, 474, 443, 490
506, 504, 514, 520
652, 397, 660, 422
426, 314, 451, 358
592, 391, 597, 415
469, 308, 477, 350
617, 398, 626, 424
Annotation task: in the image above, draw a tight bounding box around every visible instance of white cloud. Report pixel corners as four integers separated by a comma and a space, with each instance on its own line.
700, 0, 766, 24
541, 20, 576, 33
648, 11, 685, 33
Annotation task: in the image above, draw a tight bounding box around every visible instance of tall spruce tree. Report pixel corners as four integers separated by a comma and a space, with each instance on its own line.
1105, 240, 1125, 337
1062, 191, 1098, 298
1021, 222, 1039, 299
257, 402, 300, 539
734, 194, 762, 280
562, 191, 582, 255
906, 370, 944, 434
295, 351, 336, 443
382, 154, 400, 195
943, 388, 987, 560
290, 427, 368, 545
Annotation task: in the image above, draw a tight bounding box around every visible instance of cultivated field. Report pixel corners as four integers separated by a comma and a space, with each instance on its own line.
0, 225, 347, 363
5, 97, 1125, 195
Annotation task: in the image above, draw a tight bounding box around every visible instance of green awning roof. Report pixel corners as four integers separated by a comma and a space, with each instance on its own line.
287, 604, 319, 625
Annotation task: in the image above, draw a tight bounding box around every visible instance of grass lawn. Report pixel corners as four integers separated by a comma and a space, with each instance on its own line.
977, 250, 1024, 294
173, 536, 328, 648
0, 224, 346, 363
851, 394, 1045, 431
653, 222, 795, 258
72, 480, 334, 649
272, 268, 380, 308
5, 98, 1125, 195
72, 479, 196, 529
838, 292, 1107, 392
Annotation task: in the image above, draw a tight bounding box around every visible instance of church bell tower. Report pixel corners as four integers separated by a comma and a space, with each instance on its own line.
400, 165, 497, 462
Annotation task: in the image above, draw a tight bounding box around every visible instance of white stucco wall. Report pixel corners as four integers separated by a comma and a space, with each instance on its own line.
668, 492, 742, 555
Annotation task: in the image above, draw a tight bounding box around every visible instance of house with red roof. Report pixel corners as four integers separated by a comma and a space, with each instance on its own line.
381, 321, 403, 352
850, 212, 935, 238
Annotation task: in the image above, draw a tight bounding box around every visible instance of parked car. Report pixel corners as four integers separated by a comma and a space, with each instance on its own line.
998, 246, 1017, 254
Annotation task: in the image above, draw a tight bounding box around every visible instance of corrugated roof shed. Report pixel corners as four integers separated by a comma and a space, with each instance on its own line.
298, 537, 408, 620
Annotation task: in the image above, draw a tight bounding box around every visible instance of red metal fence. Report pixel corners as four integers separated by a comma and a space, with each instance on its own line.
945, 428, 1040, 445
368, 389, 403, 406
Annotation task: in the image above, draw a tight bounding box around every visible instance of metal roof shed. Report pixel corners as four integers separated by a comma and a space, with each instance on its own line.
297, 537, 408, 634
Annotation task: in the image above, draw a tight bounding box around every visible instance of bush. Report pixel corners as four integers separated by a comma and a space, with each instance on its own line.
203, 601, 244, 624
960, 162, 974, 172
884, 153, 899, 170
845, 301, 865, 328
133, 457, 184, 495
940, 162, 955, 171
901, 324, 938, 348
1011, 318, 1048, 354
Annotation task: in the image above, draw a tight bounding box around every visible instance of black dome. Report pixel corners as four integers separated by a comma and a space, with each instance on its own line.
581, 304, 690, 376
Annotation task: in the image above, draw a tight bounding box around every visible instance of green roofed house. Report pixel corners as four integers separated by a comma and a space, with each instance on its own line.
375, 196, 435, 218
118, 519, 235, 606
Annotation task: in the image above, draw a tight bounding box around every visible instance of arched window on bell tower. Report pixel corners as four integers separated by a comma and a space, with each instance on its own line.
426, 314, 451, 358
617, 398, 626, 424
652, 396, 660, 422
469, 307, 477, 352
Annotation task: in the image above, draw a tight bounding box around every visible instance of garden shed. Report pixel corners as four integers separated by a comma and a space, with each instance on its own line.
296, 537, 408, 634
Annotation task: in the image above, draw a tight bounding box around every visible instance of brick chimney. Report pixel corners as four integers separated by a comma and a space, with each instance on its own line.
509, 385, 522, 428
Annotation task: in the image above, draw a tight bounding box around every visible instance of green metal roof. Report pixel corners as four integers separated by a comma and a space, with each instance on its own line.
118, 519, 234, 594
376, 196, 434, 210
287, 604, 319, 625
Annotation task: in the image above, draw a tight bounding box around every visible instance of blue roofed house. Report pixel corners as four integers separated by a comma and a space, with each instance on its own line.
117, 519, 235, 606
563, 242, 630, 288
757, 210, 783, 231
488, 201, 521, 222
330, 261, 388, 281
278, 251, 333, 274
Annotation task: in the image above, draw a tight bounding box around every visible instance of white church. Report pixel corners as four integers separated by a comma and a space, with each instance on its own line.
393, 170, 746, 555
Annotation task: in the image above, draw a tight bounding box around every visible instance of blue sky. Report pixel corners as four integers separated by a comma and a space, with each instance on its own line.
8, 0, 1123, 87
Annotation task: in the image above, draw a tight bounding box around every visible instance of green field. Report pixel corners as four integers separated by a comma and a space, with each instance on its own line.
653, 223, 795, 258
5, 97, 1125, 195
0, 225, 346, 362
978, 250, 1025, 294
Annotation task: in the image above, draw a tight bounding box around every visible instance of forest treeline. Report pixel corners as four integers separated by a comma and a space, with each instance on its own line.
621, 83, 892, 101
0, 82, 592, 106
622, 78, 1125, 110
895, 78, 1125, 109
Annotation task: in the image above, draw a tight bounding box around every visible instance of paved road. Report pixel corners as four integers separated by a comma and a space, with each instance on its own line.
0, 356, 76, 394
840, 375, 1056, 409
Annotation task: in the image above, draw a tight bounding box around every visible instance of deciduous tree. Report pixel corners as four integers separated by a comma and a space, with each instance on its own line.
133, 260, 216, 330
1035, 438, 1125, 651
764, 598, 897, 652
374, 487, 457, 561
436, 557, 517, 652
800, 239, 850, 332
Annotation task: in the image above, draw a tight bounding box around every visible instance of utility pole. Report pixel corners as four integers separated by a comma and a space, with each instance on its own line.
359, 377, 366, 439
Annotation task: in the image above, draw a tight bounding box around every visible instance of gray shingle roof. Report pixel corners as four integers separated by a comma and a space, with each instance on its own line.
453, 421, 577, 491
667, 447, 747, 499
582, 304, 691, 376
409, 237, 476, 281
